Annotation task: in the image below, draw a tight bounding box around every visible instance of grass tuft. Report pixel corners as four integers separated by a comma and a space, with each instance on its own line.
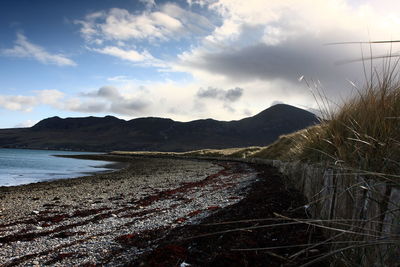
300, 57, 400, 177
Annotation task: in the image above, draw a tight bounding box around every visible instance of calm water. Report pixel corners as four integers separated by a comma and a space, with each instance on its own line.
0, 149, 114, 187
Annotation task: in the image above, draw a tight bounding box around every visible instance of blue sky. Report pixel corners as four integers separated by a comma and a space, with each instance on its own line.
1, 0, 400, 128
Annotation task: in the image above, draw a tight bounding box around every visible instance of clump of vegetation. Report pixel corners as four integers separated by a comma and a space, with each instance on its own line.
299, 59, 400, 177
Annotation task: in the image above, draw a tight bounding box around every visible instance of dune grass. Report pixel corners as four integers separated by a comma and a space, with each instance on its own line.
280, 56, 400, 265
298, 58, 400, 177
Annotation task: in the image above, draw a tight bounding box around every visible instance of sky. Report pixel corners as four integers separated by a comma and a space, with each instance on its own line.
1, 0, 400, 128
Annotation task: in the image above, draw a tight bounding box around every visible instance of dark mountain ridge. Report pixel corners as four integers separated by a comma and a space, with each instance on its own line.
0, 104, 319, 152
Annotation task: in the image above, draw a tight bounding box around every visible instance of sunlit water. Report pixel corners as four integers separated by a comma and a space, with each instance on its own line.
0, 149, 114, 187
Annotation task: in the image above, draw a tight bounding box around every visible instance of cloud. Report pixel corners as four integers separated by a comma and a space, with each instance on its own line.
75, 3, 213, 69
90, 46, 164, 66
62, 98, 109, 113
110, 99, 149, 115
0, 95, 37, 112
76, 7, 176, 42
35, 89, 65, 105
0, 86, 148, 117
174, 0, 400, 104
225, 87, 243, 102
97, 86, 120, 99
180, 36, 360, 88
80, 86, 150, 115
2, 33, 76, 66
92, 46, 152, 62
76, 4, 213, 43
85, 82, 245, 120
107, 75, 132, 82
187, 0, 208, 7
197, 87, 243, 102
0, 89, 65, 112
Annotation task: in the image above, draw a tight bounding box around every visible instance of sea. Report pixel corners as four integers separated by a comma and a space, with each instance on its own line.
0, 148, 114, 187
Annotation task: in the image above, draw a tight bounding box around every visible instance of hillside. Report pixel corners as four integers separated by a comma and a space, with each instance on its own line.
0, 104, 319, 152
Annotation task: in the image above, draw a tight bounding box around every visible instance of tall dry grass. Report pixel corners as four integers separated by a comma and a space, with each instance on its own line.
292, 54, 400, 266
300, 57, 400, 180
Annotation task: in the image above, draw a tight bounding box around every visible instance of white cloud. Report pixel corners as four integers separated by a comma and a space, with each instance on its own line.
74, 3, 215, 70
76, 7, 179, 42
76, 4, 213, 43
107, 75, 132, 82
76, 3, 214, 65
187, 0, 208, 7
0, 95, 37, 112
2, 33, 77, 66
0, 90, 65, 112
35, 89, 65, 105
91, 46, 160, 65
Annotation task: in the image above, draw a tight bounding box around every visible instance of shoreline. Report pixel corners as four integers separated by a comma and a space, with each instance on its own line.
0, 156, 259, 266
0, 154, 129, 189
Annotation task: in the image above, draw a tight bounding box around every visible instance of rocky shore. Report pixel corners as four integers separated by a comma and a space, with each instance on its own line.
0, 155, 260, 266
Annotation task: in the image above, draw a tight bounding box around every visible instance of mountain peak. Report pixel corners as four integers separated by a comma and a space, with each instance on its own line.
253, 104, 312, 118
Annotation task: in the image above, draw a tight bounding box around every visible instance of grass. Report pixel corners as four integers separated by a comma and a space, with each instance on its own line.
249, 126, 320, 161
299, 57, 400, 177
112, 146, 264, 159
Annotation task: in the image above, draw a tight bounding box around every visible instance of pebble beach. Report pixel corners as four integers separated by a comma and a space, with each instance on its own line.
0, 155, 259, 266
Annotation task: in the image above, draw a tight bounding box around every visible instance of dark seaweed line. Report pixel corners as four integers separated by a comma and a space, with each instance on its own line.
0, 210, 115, 244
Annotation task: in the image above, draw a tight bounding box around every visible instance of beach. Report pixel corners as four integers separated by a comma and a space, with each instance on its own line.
0, 155, 326, 266
0, 155, 261, 266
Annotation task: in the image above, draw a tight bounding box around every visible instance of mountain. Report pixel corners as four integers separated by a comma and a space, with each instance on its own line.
0, 104, 319, 152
